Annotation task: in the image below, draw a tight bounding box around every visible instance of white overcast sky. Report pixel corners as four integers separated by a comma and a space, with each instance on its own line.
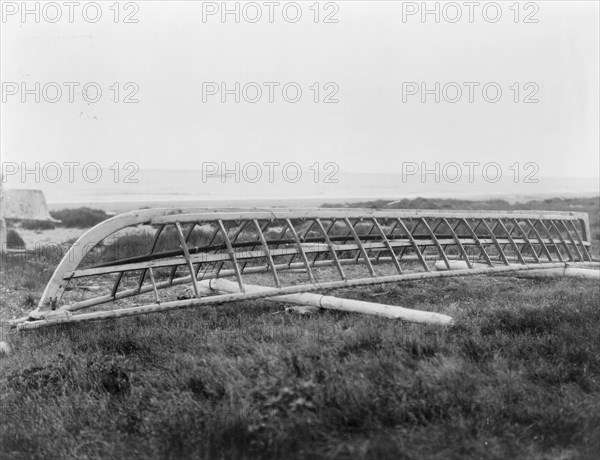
1, 1, 598, 177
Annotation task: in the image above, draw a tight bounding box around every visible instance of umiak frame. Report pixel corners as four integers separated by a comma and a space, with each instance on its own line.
9, 207, 596, 330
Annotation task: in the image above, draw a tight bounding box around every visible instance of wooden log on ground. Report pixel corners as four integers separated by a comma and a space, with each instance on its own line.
202, 278, 454, 325
509, 267, 600, 280
433, 260, 600, 280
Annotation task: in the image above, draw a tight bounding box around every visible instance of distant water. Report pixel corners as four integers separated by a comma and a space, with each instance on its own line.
3, 169, 599, 211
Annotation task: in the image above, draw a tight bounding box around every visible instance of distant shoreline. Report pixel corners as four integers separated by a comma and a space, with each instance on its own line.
4, 170, 597, 214
47, 192, 600, 214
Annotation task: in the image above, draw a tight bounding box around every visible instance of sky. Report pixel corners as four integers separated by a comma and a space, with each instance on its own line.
1, 1, 598, 178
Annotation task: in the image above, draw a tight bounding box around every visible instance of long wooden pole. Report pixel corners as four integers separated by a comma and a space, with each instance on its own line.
203, 279, 454, 325
434, 260, 599, 280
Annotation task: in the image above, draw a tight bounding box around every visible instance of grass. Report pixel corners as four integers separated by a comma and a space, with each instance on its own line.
1, 197, 599, 459
49, 208, 111, 228
1, 272, 599, 459
10, 208, 110, 231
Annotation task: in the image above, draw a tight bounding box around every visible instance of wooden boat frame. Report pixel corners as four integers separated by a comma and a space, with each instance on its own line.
8, 207, 596, 330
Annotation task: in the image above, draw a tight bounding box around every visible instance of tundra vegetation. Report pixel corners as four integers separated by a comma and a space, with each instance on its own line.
1, 197, 598, 459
